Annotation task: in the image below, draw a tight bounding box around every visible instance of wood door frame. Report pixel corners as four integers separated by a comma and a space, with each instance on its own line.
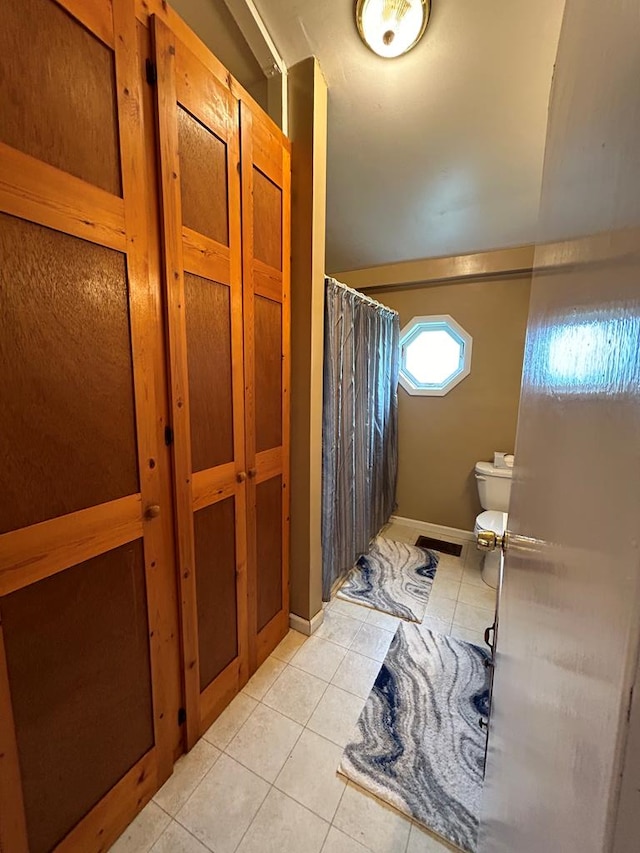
0, 1, 179, 849
152, 14, 249, 748
240, 101, 291, 670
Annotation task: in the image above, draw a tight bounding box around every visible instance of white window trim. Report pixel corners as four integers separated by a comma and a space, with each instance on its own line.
399, 314, 473, 397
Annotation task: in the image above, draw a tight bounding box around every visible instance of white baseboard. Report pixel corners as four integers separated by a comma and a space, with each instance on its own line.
289, 608, 325, 636
389, 515, 475, 544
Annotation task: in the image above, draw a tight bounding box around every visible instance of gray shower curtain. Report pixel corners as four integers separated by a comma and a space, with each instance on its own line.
321, 277, 400, 599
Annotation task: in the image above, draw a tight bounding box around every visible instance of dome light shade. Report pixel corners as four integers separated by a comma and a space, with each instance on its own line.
355, 0, 430, 58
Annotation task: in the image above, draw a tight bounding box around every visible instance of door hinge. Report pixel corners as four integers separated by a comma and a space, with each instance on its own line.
178, 707, 187, 726
164, 425, 174, 446
146, 58, 157, 86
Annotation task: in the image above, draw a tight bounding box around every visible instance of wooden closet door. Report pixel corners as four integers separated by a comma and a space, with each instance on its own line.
240, 104, 291, 668
152, 16, 248, 748
0, 1, 179, 851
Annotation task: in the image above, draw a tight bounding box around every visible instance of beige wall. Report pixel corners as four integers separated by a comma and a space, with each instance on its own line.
169, 0, 268, 110
288, 59, 327, 621
371, 275, 531, 531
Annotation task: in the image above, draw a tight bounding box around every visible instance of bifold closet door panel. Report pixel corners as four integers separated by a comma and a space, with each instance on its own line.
0, 1, 179, 851
152, 16, 248, 747
240, 103, 291, 668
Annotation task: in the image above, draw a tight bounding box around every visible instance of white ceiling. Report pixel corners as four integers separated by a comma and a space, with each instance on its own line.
254, 0, 566, 272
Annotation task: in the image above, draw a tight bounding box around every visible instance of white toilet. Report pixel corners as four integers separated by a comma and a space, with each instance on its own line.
474, 460, 513, 588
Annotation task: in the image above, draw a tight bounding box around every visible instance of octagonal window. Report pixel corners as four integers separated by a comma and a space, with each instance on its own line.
399, 315, 472, 396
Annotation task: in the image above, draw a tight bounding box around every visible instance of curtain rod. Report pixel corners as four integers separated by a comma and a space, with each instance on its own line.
325, 276, 398, 316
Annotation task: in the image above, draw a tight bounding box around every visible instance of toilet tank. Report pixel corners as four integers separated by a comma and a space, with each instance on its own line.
475, 461, 513, 512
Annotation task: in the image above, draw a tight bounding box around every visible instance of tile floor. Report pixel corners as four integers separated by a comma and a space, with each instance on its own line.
111, 521, 495, 853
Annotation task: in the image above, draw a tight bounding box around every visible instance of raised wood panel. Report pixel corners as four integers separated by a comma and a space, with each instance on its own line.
55, 749, 156, 853
281, 144, 292, 646
0, 0, 121, 195
256, 477, 283, 632
0, 494, 142, 597
0, 624, 28, 852
255, 447, 283, 484
199, 658, 242, 734
178, 106, 229, 245
174, 44, 234, 144
0, 2, 179, 850
255, 295, 283, 453
152, 15, 201, 748
55, 0, 115, 48
113, 0, 180, 786
0, 541, 154, 853
192, 464, 237, 512
184, 273, 234, 472
135, 15, 183, 768
253, 168, 282, 270
240, 101, 290, 670
0, 142, 127, 251
194, 499, 238, 691
254, 259, 283, 302
0, 214, 139, 535
152, 13, 247, 747
182, 226, 231, 284
252, 118, 285, 185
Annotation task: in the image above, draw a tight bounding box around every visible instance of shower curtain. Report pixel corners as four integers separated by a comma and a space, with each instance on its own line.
321, 277, 400, 599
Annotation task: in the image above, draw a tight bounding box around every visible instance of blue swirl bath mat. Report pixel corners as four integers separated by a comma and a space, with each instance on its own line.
337, 535, 439, 622
340, 623, 490, 853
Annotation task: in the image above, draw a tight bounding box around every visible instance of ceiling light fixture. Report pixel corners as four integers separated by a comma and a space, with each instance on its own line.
355, 0, 430, 59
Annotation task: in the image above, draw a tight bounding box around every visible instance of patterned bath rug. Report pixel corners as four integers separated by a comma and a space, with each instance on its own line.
339, 623, 490, 853
337, 535, 438, 622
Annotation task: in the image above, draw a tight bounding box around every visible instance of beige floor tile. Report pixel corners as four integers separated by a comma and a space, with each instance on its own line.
150, 821, 209, 853
429, 577, 461, 601
407, 823, 456, 852
453, 602, 494, 633
456, 542, 471, 562
461, 565, 486, 587
226, 703, 302, 782
450, 624, 486, 646
242, 655, 287, 700
153, 739, 220, 816
432, 562, 463, 583
275, 729, 347, 821
271, 629, 308, 663
290, 635, 348, 682
175, 754, 268, 853
263, 664, 327, 724
433, 553, 465, 571
424, 597, 457, 623
382, 524, 418, 544
236, 788, 329, 853
464, 546, 483, 570
365, 609, 401, 632
307, 684, 366, 748
457, 581, 496, 611
316, 610, 364, 647
330, 598, 370, 622
417, 616, 452, 635
110, 801, 171, 853
333, 784, 411, 853
202, 691, 257, 750
331, 650, 382, 699
322, 826, 370, 853
349, 623, 394, 662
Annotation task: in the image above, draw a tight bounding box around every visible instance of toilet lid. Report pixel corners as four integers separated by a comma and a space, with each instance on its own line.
477, 510, 507, 534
